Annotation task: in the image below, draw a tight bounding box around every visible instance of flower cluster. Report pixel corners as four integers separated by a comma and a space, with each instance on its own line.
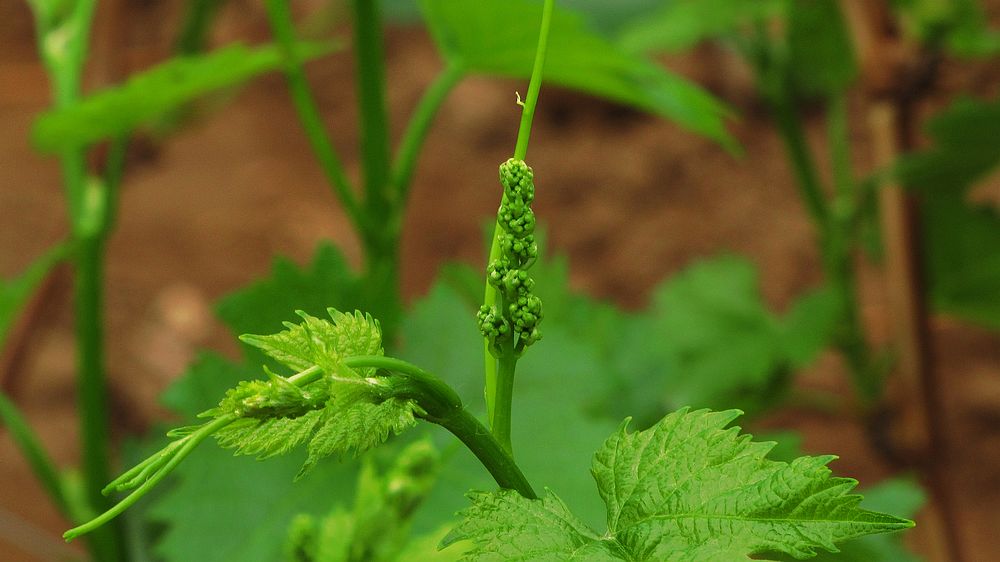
478, 158, 543, 356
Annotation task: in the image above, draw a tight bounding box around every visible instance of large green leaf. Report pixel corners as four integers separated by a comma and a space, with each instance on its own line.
642, 256, 837, 413
446, 408, 913, 560
898, 96, 1000, 329
790, 478, 925, 562
0, 243, 67, 349
32, 41, 334, 152
419, 0, 735, 149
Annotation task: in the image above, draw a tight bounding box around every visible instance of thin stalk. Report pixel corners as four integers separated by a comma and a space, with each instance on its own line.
391, 63, 465, 203
67, 355, 535, 539
0, 393, 70, 518
436, 407, 536, 499
514, 0, 555, 161
483, 0, 554, 451
263, 0, 362, 231
826, 92, 879, 402
343, 356, 535, 498
30, 0, 127, 556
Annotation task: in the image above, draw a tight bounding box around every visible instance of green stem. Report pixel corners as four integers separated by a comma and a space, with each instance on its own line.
350, 0, 405, 341
351, 0, 392, 216
436, 406, 536, 499
70, 234, 123, 561
826, 93, 879, 402
36, 3, 124, 551
263, 0, 362, 230
490, 353, 517, 455
73, 237, 111, 502
344, 356, 535, 498
483, 0, 554, 452
0, 393, 70, 518
482, 233, 502, 425
391, 63, 465, 203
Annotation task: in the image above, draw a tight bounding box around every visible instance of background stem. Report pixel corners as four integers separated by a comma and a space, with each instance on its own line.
767, 88, 831, 233
0, 393, 69, 518
263, 0, 362, 230
392, 63, 464, 202
73, 235, 123, 562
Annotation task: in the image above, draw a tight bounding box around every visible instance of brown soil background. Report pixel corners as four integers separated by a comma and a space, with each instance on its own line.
2, 1, 999, 561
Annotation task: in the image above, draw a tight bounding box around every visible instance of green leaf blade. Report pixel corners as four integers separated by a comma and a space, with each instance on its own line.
419, 0, 735, 148
595, 409, 913, 559
32, 41, 334, 152
443, 490, 612, 562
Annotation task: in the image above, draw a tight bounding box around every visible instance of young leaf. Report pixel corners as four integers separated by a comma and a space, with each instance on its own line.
32, 41, 335, 152
419, 0, 735, 148
447, 408, 913, 561
150, 354, 360, 562
240, 309, 383, 376
443, 490, 613, 561
212, 309, 418, 479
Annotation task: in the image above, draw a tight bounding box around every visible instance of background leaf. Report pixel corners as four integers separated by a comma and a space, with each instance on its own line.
786, 0, 858, 96
419, 0, 736, 148
617, 0, 784, 54
898, 96, 1000, 329
32, 41, 334, 152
